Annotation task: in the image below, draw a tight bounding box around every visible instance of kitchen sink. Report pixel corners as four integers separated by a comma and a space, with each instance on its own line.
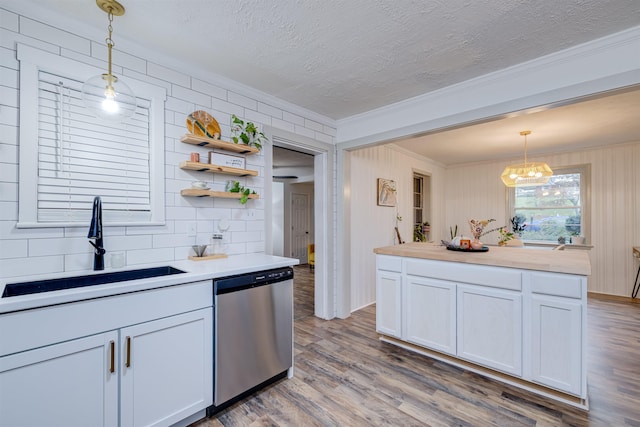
1, 266, 186, 298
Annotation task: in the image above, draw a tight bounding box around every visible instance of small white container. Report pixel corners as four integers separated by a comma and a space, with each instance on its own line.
209, 151, 245, 169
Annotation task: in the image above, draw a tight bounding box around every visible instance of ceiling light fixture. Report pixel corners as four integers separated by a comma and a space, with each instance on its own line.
501, 130, 553, 187
81, 0, 135, 122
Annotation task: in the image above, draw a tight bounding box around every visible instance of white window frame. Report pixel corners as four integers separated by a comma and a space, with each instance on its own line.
16, 44, 167, 228
507, 164, 591, 245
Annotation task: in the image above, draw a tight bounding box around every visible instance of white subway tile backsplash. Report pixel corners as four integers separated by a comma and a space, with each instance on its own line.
126, 247, 174, 265
228, 91, 257, 110
28, 236, 89, 256
0, 201, 17, 220
166, 206, 198, 221
172, 84, 212, 108
0, 65, 18, 88
0, 255, 63, 278
20, 17, 89, 55
147, 61, 190, 87
153, 234, 193, 248
0, 143, 17, 163
0, 46, 18, 69
0, 239, 27, 258
294, 124, 315, 139
64, 252, 94, 272
192, 78, 227, 100
283, 111, 305, 126
257, 102, 283, 119
0, 182, 17, 201
271, 118, 295, 133
305, 118, 324, 132
0, 105, 18, 127
1, 8, 335, 279
323, 125, 337, 137
315, 131, 334, 144
244, 110, 271, 127
0, 9, 19, 32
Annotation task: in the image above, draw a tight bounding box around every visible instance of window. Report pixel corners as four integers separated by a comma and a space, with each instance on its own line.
17, 44, 167, 227
509, 165, 590, 243
413, 172, 431, 242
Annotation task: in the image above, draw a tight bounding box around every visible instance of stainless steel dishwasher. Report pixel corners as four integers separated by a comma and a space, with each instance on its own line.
209, 267, 293, 414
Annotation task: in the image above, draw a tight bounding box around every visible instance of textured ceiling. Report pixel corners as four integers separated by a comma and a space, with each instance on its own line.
10, 0, 640, 119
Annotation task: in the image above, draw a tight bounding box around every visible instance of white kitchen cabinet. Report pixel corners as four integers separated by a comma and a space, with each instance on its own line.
405, 276, 456, 355
120, 308, 212, 427
0, 280, 213, 427
376, 256, 402, 339
0, 332, 118, 427
529, 294, 583, 395
457, 284, 522, 376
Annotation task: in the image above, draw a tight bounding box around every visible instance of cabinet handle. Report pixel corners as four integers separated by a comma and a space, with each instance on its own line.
125, 336, 131, 368
109, 340, 115, 373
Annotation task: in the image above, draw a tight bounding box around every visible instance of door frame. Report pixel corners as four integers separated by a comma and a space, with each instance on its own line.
264, 128, 335, 320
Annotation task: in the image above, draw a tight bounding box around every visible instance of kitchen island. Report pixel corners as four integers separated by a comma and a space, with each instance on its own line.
374, 242, 591, 409
0, 254, 298, 427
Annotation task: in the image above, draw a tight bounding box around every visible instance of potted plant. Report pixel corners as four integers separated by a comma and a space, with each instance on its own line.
226, 180, 257, 204
510, 215, 527, 237
230, 114, 267, 151
497, 227, 514, 246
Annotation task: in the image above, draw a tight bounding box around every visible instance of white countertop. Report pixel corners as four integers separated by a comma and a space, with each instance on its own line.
0, 254, 299, 314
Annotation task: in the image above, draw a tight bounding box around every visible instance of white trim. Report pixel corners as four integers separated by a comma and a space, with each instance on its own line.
337, 25, 640, 144
267, 128, 335, 320
16, 44, 167, 228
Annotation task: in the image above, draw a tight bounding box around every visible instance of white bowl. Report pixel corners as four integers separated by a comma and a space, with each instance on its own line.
191, 181, 207, 189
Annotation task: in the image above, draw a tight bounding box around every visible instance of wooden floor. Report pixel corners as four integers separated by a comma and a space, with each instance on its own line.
194, 268, 640, 426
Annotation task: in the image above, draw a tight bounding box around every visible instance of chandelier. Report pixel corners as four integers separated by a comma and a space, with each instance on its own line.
81, 0, 136, 122
500, 130, 553, 187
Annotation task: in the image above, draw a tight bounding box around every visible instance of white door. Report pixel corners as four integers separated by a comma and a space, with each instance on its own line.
120, 308, 213, 427
406, 276, 457, 355
457, 285, 522, 376
291, 192, 310, 262
0, 331, 119, 427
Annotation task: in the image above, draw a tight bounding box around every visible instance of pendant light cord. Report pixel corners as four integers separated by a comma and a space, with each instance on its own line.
106, 9, 114, 78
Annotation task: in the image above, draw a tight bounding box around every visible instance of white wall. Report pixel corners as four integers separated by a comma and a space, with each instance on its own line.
0, 6, 335, 278
271, 181, 284, 256
445, 141, 640, 297
349, 144, 446, 311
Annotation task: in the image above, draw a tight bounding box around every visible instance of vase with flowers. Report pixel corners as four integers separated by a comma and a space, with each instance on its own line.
498, 227, 515, 246
468, 218, 498, 249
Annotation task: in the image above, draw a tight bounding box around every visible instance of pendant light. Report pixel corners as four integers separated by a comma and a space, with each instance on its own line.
501, 130, 553, 187
81, 0, 135, 122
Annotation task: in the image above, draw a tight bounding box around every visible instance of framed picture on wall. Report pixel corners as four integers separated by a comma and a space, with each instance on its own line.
377, 178, 397, 207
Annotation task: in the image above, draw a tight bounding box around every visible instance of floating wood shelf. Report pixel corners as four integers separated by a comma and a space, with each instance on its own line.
180, 189, 260, 200
181, 134, 259, 155
179, 161, 258, 177
188, 254, 228, 261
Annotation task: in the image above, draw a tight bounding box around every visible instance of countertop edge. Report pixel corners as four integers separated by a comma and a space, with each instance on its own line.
0, 254, 299, 314
374, 243, 591, 276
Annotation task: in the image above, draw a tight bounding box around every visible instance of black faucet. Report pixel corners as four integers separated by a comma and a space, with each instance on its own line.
88, 196, 106, 271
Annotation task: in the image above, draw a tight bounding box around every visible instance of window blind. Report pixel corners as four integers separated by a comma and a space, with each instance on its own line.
37, 70, 152, 223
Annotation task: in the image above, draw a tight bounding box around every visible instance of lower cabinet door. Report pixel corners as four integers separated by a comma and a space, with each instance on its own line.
0, 331, 118, 427
457, 285, 522, 376
530, 294, 582, 395
120, 308, 213, 427
376, 270, 402, 338
405, 276, 456, 355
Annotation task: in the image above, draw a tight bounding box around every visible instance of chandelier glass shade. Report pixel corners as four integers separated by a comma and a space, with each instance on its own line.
501, 131, 553, 187
81, 0, 135, 122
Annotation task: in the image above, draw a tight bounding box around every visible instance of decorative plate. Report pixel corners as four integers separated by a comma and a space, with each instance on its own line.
446, 246, 489, 252
186, 110, 221, 139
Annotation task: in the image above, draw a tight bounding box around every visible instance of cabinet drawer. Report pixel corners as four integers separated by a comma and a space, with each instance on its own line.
529, 272, 584, 299
406, 259, 521, 291
377, 255, 402, 273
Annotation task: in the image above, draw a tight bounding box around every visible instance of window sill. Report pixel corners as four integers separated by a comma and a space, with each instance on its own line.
524, 241, 593, 250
